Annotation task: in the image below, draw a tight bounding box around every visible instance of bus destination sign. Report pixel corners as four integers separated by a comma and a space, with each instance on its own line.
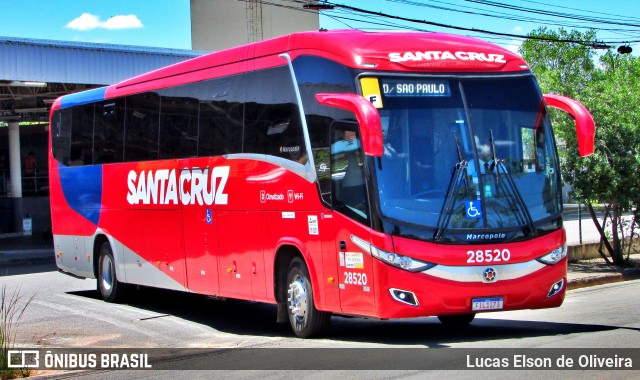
381, 79, 450, 97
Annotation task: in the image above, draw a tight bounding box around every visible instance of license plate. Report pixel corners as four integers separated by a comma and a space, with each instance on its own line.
472, 297, 503, 311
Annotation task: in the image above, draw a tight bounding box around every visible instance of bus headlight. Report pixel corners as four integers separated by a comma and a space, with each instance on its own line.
351, 235, 436, 272
537, 244, 567, 265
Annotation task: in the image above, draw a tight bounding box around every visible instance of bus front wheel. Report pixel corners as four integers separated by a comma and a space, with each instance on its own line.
97, 242, 127, 303
286, 257, 330, 338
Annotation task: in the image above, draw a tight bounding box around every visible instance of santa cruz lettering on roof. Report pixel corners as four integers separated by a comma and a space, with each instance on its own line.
389, 51, 507, 63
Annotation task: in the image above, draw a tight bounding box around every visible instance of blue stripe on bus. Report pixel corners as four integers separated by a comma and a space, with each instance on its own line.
60, 87, 108, 109
58, 163, 103, 226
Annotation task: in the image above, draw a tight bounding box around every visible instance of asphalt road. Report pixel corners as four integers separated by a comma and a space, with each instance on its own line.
2, 262, 639, 378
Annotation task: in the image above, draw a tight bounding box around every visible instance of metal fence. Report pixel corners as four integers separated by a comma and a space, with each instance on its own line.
0, 169, 49, 197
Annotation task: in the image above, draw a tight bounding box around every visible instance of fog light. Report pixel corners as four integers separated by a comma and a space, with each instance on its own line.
547, 279, 564, 298
389, 288, 419, 306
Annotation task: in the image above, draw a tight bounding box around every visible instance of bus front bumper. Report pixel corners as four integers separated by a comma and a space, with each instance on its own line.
371, 257, 567, 319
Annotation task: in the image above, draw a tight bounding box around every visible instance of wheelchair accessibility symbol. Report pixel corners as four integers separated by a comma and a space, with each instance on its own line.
206, 209, 212, 224
466, 200, 482, 219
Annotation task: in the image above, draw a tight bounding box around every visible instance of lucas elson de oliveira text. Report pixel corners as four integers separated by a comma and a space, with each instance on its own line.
467, 354, 633, 369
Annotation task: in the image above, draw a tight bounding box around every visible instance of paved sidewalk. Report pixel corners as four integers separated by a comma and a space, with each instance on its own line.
1, 234, 639, 290
565, 254, 640, 289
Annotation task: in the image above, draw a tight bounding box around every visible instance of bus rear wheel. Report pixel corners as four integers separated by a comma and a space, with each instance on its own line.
437, 313, 476, 326
286, 257, 330, 338
97, 242, 127, 303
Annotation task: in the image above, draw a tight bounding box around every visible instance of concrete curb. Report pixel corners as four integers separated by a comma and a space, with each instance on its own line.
566, 271, 640, 290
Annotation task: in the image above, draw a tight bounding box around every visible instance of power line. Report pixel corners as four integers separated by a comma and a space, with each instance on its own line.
283, 1, 640, 48
275, 1, 428, 30
318, 1, 627, 47
464, 0, 640, 28
387, 0, 640, 33
519, 0, 640, 23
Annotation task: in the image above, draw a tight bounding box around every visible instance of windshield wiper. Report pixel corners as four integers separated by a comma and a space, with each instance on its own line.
453, 131, 469, 194
435, 131, 471, 241
434, 160, 467, 241
487, 129, 535, 236
495, 160, 536, 236
489, 130, 499, 192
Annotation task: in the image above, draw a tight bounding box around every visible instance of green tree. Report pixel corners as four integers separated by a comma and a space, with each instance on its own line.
520, 27, 640, 266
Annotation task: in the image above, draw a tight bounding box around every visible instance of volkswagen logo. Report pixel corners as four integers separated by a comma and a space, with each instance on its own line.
483, 267, 497, 283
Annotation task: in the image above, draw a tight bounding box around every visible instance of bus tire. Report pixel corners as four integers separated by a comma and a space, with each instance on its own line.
97, 242, 127, 303
437, 313, 475, 326
286, 257, 330, 338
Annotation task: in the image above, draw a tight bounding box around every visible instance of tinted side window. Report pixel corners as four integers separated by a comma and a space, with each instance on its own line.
198, 76, 244, 156
243, 67, 306, 163
124, 93, 160, 161
94, 99, 125, 164
293, 56, 356, 206
51, 109, 71, 164
158, 91, 199, 159
70, 104, 94, 165
331, 121, 369, 225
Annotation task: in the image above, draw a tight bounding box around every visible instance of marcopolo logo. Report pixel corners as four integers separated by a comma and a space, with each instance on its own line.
466, 233, 506, 241
483, 267, 497, 283
279, 146, 300, 153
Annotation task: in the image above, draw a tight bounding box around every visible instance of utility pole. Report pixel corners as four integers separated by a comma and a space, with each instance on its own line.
246, 0, 263, 43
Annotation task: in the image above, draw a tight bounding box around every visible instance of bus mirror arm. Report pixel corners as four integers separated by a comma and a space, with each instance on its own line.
543, 94, 595, 157
316, 93, 384, 157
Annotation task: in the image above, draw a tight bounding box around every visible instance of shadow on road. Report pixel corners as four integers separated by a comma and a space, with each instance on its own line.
67, 286, 636, 346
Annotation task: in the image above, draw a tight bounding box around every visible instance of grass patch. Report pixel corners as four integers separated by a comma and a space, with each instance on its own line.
1, 285, 35, 379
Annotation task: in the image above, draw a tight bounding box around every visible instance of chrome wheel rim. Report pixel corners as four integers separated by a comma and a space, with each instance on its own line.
287, 274, 308, 322
101, 255, 113, 293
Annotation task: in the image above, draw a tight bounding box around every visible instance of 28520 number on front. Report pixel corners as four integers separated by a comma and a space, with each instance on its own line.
467, 249, 511, 263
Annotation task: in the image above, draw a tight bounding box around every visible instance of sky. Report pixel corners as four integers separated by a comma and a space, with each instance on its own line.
1, 0, 639, 54
0, 0, 192, 49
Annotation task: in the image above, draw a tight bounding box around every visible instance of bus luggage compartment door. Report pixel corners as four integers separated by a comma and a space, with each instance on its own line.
216, 210, 267, 301
182, 194, 220, 296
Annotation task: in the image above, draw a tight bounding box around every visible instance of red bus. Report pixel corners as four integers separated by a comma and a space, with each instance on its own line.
49, 30, 595, 338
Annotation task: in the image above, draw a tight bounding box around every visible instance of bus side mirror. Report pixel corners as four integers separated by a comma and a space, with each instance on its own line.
543, 94, 595, 157
315, 93, 383, 157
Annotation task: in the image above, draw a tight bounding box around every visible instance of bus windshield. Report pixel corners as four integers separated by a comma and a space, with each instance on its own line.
370, 74, 561, 242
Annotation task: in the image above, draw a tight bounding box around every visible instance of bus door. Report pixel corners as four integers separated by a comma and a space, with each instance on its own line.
181, 162, 220, 296
314, 210, 341, 312
330, 121, 377, 314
